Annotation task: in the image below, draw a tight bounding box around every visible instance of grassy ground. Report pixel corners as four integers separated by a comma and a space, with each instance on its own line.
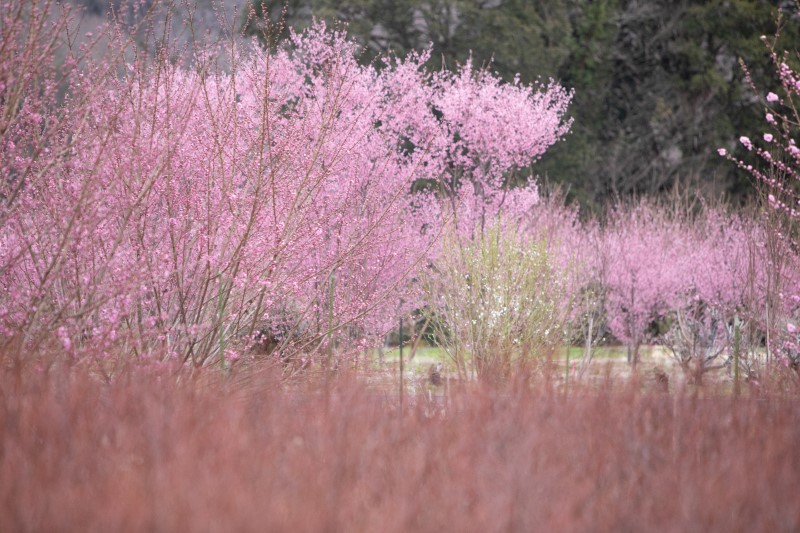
377, 343, 679, 382
369, 342, 763, 401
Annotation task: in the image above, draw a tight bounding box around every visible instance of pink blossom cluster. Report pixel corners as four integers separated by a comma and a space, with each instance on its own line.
0, 10, 572, 367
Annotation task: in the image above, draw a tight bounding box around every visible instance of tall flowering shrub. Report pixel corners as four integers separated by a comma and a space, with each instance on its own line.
664, 208, 763, 380
0, 0, 136, 368
0, 5, 572, 371
719, 30, 800, 372
601, 204, 685, 367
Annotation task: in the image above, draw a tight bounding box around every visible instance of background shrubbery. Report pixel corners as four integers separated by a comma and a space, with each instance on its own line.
3, 0, 800, 381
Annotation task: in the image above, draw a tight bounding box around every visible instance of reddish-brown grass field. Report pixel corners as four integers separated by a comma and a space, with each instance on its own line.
2, 365, 799, 532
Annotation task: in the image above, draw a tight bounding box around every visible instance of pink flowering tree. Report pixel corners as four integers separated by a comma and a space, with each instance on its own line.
664, 208, 764, 381
601, 204, 684, 368
428, 64, 572, 237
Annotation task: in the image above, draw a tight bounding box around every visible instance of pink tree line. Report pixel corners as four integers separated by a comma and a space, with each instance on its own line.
600, 203, 766, 371
591, 25, 800, 377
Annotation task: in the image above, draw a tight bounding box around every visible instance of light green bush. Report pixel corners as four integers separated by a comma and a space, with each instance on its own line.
422, 224, 568, 381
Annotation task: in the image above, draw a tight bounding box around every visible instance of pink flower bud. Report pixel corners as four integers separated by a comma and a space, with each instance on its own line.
717, 148, 727, 156
767, 92, 779, 102
764, 133, 773, 142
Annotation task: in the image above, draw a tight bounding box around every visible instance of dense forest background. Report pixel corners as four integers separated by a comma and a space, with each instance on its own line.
76, 0, 800, 210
